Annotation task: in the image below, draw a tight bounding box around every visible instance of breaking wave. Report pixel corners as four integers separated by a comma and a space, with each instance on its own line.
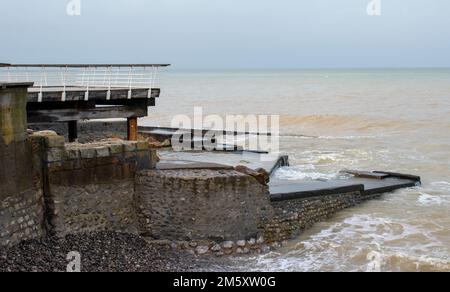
274, 166, 340, 181
431, 181, 450, 190
229, 215, 450, 272
417, 193, 445, 206
374, 253, 450, 272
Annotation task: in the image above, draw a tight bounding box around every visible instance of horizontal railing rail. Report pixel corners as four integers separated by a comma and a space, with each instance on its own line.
0, 64, 170, 101
0, 63, 170, 68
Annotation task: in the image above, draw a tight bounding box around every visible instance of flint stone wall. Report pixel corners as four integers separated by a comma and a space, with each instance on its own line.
134, 167, 384, 248
264, 191, 380, 243
135, 169, 273, 242
0, 189, 45, 247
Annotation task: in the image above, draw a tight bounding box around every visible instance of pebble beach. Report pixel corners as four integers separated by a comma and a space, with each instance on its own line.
0, 232, 223, 272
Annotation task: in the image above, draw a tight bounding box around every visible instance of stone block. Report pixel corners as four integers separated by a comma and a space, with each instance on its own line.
79, 148, 96, 159
67, 149, 80, 160
136, 141, 149, 151
123, 141, 137, 152
31, 130, 58, 137
45, 149, 66, 162
95, 147, 110, 158
45, 135, 65, 149
108, 143, 124, 155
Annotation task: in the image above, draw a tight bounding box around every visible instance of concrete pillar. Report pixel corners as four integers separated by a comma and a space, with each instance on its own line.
0, 82, 44, 246
0, 83, 34, 197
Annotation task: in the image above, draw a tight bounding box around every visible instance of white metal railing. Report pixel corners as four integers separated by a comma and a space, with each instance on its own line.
0, 64, 169, 101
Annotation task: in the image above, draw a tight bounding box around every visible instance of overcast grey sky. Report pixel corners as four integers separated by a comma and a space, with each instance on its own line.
1, 0, 450, 69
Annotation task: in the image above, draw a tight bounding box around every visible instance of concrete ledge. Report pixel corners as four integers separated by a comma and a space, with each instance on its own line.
270, 184, 365, 202
157, 161, 234, 171
373, 171, 421, 182
270, 170, 421, 202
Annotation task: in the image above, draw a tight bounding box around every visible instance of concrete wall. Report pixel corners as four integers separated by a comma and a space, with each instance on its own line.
135, 169, 273, 242
0, 84, 45, 246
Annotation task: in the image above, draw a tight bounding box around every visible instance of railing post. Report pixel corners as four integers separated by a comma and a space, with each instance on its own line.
127, 66, 133, 99
43, 67, 48, 86
147, 68, 153, 98
61, 66, 67, 101
38, 66, 44, 102
84, 67, 90, 101
107, 66, 112, 100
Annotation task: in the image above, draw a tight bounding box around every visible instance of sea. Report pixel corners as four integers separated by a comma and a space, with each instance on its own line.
141, 68, 450, 272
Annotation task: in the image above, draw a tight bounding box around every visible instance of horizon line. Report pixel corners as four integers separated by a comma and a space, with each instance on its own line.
167, 66, 450, 71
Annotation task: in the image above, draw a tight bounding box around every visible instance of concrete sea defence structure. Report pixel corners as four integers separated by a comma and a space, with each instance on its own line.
0, 82, 421, 258
0, 83, 45, 246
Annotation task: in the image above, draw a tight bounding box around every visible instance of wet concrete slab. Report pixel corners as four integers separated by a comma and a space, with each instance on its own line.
341, 170, 390, 180
139, 126, 271, 138
158, 150, 289, 176
270, 172, 421, 202
157, 160, 234, 171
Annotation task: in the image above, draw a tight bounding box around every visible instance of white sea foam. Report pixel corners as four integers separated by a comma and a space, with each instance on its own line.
363, 250, 450, 272
430, 181, 450, 191
274, 166, 339, 181
417, 193, 445, 206
229, 214, 450, 272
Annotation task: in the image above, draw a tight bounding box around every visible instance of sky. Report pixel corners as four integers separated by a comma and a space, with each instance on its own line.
1, 0, 450, 69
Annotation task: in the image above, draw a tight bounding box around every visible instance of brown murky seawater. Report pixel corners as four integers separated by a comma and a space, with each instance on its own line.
141, 69, 450, 272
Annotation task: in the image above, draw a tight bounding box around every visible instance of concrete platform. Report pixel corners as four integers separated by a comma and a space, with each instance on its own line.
158, 150, 289, 176
157, 160, 234, 171
270, 171, 421, 202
